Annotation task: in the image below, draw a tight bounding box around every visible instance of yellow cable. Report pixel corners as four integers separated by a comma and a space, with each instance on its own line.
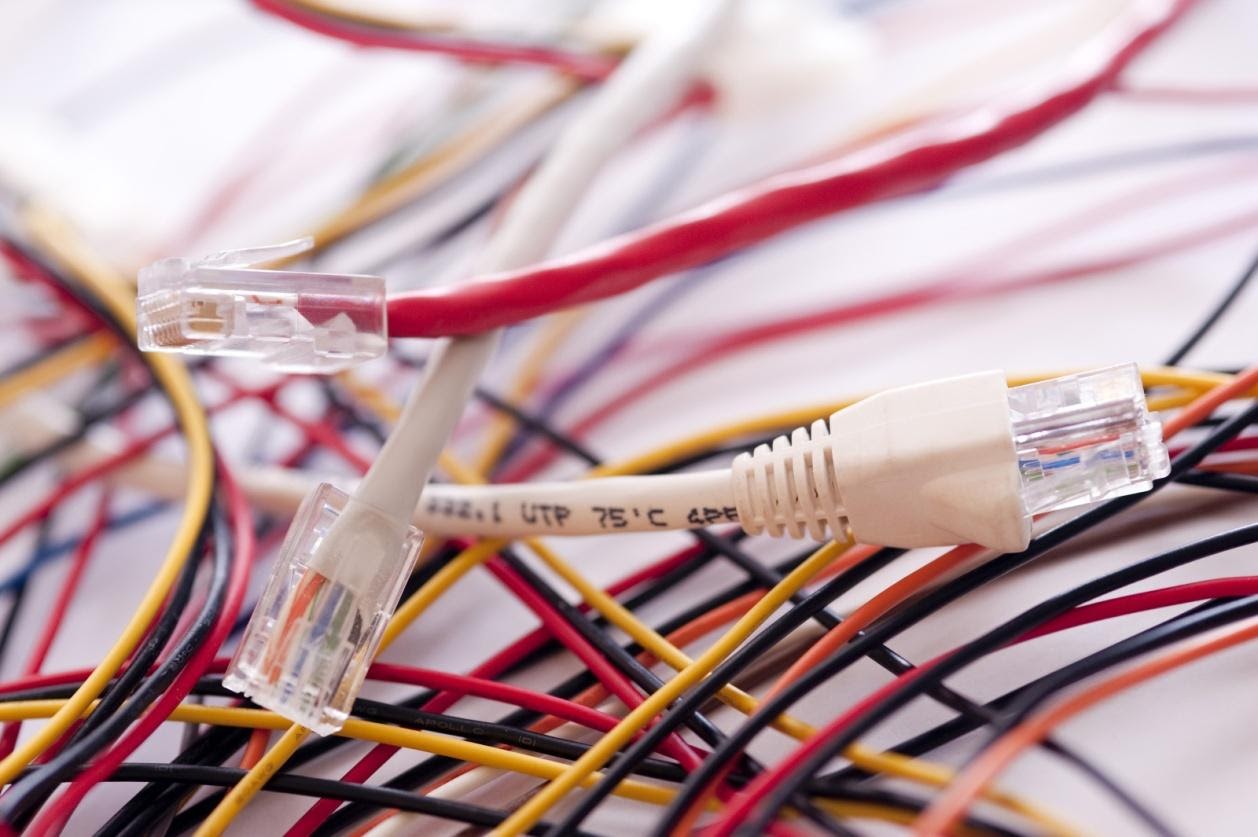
0, 700, 672, 807
0, 332, 115, 411
593, 368, 1257, 479
0, 207, 215, 787
493, 540, 841, 835
473, 310, 586, 475
208, 365, 1247, 832
342, 377, 1104, 833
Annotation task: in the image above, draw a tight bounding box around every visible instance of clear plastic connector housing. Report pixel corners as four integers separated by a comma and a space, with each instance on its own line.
1010, 363, 1170, 517
224, 483, 423, 735
136, 238, 387, 373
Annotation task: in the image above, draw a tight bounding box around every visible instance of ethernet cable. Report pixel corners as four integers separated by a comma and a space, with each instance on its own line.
380, 0, 1196, 338
211, 0, 734, 745
132, 1, 1195, 353
61, 362, 1173, 552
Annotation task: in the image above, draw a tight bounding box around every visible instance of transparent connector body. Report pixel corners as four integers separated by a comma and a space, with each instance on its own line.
1010, 363, 1170, 517
224, 483, 423, 735
136, 238, 387, 373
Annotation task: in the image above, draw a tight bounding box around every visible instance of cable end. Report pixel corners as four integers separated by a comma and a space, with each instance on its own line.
1011, 363, 1170, 516
224, 483, 423, 735
136, 241, 387, 373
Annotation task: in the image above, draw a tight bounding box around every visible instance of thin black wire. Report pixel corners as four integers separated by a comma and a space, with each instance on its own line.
1164, 244, 1258, 365
1177, 470, 1258, 494
0, 492, 231, 829
469, 395, 1166, 836
98, 762, 597, 837
657, 399, 1258, 835
0, 517, 55, 669
734, 460, 1258, 836
992, 594, 1258, 737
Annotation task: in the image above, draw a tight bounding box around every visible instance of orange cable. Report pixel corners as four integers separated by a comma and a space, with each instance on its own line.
912, 615, 1258, 834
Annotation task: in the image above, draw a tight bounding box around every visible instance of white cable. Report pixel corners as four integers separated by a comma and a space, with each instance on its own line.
213, 0, 736, 735
19, 365, 1168, 554
353, 0, 735, 524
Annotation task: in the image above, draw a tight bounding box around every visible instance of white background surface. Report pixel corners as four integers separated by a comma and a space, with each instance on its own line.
2, 0, 1258, 834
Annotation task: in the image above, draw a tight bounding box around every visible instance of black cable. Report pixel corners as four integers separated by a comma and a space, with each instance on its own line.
1164, 244, 1258, 365
467, 394, 1162, 836
0, 492, 232, 829
735, 513, 1258, 833
996, 595, 1258, 738
0, 517, 55, 669
656, 398, 1258, 835
98, 762, 596, 837
64, 759, 1024, 837
1177, 470, 1258, 494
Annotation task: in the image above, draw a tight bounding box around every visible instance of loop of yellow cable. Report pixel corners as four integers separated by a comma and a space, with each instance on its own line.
0, 208, 216, 788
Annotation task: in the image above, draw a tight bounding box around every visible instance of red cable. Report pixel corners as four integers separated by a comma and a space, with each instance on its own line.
0, 492, 113, 760
285, 539, 716, 833
385, 0, 1196, 338
498, 198, 1258, 480
697, 571, 1258, 832
251, 0, 616, 81
26, 462, 256, 837
1018, 576, 1258, 643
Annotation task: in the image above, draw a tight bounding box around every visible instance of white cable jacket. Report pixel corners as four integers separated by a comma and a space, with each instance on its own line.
415, 470, 734, 537
354, 0, 735, 526
5, 393, 741, 537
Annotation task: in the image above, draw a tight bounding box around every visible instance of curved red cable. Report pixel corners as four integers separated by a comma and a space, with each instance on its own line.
251, 0, 616, 81
386, 0, 1196, 338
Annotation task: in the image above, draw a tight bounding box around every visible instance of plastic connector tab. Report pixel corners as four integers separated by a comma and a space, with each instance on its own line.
136, 238, 387, 373
224, 483, 423, 735
1010, 363, 1170, 516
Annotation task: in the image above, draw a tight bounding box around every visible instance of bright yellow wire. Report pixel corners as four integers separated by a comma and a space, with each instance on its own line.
473, 309, 586, 475
205, 364, 1248, 832
0, 700, 672, 806
0, 208, 215, 788
0, 332, 114, 411
593, 367, 1255, 478
493, 541, 844, 835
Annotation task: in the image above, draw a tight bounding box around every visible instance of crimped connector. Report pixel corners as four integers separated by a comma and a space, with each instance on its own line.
1010, 364, 1169, 516
732, 364, 1169, 553
137, 238, 386, 373
224, 483, 422, 735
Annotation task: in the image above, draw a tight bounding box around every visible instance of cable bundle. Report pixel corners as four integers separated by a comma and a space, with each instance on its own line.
0, 0, 1256, 835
